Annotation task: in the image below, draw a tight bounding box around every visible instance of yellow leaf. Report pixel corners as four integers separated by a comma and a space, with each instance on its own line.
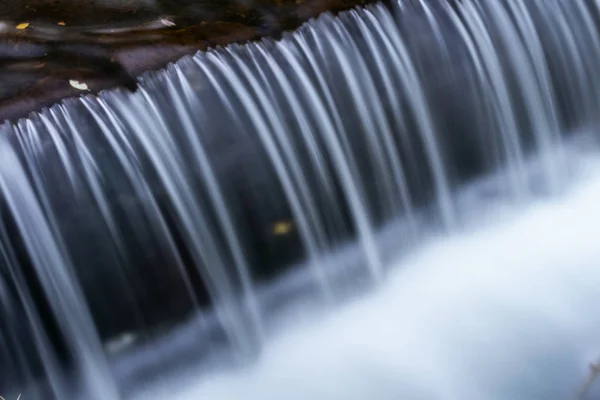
272, 221, 294, 235
58, 21, 66, 26
16, 22, 30, 30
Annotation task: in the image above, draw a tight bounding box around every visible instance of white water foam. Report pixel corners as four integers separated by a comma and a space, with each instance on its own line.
132, 150, 600, 400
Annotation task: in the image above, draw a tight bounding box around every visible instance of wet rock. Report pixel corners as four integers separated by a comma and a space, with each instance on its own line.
0, 0, 371, 122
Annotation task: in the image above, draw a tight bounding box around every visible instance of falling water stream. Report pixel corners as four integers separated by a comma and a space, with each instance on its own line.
1, 0, 600, 399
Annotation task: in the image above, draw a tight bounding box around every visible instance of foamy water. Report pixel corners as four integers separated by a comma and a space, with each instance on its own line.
131, 151, 600, 400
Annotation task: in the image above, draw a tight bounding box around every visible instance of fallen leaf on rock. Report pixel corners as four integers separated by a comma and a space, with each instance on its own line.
69, 80, 89, 91
16, 22, 30, 30
160, 18, 176, 27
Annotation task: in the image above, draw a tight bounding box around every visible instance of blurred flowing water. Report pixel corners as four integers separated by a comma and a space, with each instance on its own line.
137, 147, 600, 400
1, 0, 600, 399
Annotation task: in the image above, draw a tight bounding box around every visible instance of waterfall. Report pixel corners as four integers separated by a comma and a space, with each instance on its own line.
1, 0, 600, 399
